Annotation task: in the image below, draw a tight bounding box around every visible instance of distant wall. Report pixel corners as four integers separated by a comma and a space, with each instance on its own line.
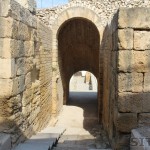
37, 0, 150, 28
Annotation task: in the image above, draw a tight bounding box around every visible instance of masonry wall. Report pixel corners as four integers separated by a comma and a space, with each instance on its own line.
0, 0, 52, 147
37, 0, 150, 28
115, 8, 150, 149
101, 8, 150, 150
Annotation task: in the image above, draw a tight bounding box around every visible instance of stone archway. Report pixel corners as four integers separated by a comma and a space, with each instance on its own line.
51, 6, 102, 119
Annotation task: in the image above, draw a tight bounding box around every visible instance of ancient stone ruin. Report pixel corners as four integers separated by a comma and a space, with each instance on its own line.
0, 0, 150, 149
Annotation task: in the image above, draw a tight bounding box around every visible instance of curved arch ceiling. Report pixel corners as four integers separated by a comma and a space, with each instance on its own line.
58, 18, 100, 83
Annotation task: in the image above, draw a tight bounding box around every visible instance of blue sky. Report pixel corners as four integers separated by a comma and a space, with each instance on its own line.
36, 0, 68, 8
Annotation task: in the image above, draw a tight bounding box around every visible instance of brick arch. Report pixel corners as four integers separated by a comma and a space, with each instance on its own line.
51, 6, 102, 113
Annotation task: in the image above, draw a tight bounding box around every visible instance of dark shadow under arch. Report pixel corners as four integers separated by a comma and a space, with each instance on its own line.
57, 17, 100, 106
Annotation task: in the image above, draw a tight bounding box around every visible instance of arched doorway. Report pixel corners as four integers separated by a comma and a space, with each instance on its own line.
51, 7, 111, 149
57, 17, 100, 105
51, 6, 102, 121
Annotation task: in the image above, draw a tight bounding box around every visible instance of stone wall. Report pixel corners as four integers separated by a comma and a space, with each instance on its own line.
101, 8, 150, 149
115, 8, 150, 149
37, 0, 150, 28
0, 0, 52, 147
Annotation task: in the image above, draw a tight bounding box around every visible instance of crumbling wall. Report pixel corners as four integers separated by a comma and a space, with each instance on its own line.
37, 0, 150, 28
0, 0, 52, 147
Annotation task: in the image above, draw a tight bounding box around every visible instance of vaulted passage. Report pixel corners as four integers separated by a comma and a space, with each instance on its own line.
69, 71, 98, 128
58, 18, 100, 105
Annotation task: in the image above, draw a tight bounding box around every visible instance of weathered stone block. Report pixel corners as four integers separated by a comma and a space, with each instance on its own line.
115, 113, 137, 133
139, 113, 150, 127
18, 22, 31, 41
118, 92, 143, 113
119, 8, 150, 29
118, 50, 132, 72
118, 50, 150, 72
142, 93, 150, 112
0, 39, 24, 58
16, 57, 33, 75
134, 31, 150, 50
25, 57, 34, 73
16, 58, 26, 75
24, 41, 34, 57
118, 73, 143, 92
12, 75, 25, 95
133, 50, 150, 73
144, 73, 150, 92
119, 92, 150, 113
115, 133, 131, 150
0, 58, 16, 78
0, 0, 10, 17
0, 17, 14, 38
0, 79, 13, 98
118, 29, 133, 50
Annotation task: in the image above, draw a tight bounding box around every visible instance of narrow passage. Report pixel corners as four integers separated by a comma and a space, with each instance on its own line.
53, 73, 111, 150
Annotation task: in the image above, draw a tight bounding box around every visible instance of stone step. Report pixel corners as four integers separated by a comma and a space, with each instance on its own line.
57, 143, 90, 148
14, 133, 55, 150
14, 142, 52, 150
40, 127, 66, 135
14, 127, 66, 150
0, 133, 11, 150
53, 147, 112, 150
53, 147, 88, 150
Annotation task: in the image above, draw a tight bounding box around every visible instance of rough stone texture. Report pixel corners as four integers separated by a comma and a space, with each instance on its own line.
144, 73, 150, 92
37, 0, 150, 28
119, 8, 150, 29
118, 50, 150, 73
0, 59, 16, 78
116, 7, 150, 150
118, 73, 143, 92
134, 31, 150, 50
118, 92, 143, 113
118, 29, 133, 50
115, 113, 137, 133
0, 0, 150, 150
138, 113, 150, 127
15, 0, 36, 13
0, 0, 53, 147
118, 93, 150, 113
